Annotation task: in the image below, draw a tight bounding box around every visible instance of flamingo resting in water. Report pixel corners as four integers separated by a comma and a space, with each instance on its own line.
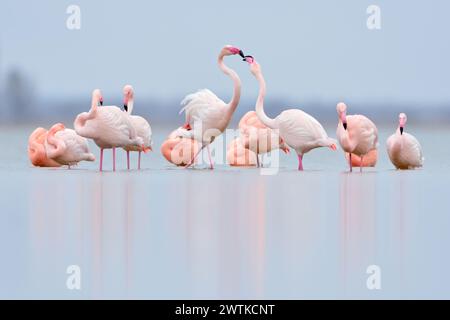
74, 89, 143, 171
345, 149, 378, 167
161, 129, 200, 166
336, 102, 378, 172
227, 111, 290, 167
386, 113, 424, 169
122, 85, 153, 170
45, 123, 95, 168
28, 127, 62, 167
243, 55, 336, 171
175, 45, 245, 169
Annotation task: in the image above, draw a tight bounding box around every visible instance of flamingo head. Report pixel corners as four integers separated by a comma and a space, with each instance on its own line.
223, 45, 245, 58
399, 113, 407, 135
123, 84, 134, 112
336, 102, 348, 130
243, 55, 261, 76
93, 89, 103, 106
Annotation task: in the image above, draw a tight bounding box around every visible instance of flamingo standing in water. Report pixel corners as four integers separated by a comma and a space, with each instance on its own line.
28, 127, 62, 167
346, 149, 378, 168
161, 129, 200, 166
336, 102, 378, 172
386, 113, 423, 169
122, 85, 152, 170
243, 56, 336, 171
227, 111, 290, 167
74, 89, 143, 171
175, 45, 245, 169
45, 123, 95, 168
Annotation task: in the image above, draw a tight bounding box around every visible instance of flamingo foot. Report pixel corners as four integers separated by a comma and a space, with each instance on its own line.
349, 153, 353, 172
127, 151, 130, 170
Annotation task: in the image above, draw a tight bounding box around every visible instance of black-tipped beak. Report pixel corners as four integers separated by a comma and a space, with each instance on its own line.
100, 100, 103, 106
238, 50, 245, 58
123, 104, 128, 112
343, 122, 347, 130
400, 127, 403, 135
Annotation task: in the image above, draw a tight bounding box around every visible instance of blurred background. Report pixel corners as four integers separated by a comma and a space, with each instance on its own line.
1, 0, 449, 126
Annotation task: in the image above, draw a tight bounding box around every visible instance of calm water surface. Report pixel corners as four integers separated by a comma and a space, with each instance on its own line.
0, 124, 449, 299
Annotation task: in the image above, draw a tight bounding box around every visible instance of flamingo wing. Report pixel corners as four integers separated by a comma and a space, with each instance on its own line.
179, 89, 227, 126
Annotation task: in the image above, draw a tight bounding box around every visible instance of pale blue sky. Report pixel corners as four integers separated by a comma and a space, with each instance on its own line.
1, 0, 450, 106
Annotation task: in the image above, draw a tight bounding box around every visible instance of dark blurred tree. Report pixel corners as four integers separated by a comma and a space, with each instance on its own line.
5, 68, 35, 122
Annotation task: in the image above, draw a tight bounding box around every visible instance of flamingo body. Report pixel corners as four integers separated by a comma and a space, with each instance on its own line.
45, 123, 95, 167
161, 129, 200, 166
28, 127, 62, 167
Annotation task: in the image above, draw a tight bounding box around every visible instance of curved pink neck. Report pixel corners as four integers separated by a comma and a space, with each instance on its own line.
46, 129, 65, 159
218, 53, 241, 117
74, 93, 99, 132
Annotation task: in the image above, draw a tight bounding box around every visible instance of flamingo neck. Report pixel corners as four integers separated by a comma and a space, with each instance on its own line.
218, 53, 241, 117
127, 94, 134, 115
46, 129, 64, 158
254, 70, 276, 129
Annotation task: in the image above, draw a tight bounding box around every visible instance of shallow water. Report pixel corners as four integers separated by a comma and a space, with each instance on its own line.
1, 124, 449, 299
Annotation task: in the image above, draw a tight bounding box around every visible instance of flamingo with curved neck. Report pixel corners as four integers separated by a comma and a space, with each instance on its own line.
177, 45, 245, 169
245, 56, 336, 171
28, 127, 62, 167
122, 85, 152, 170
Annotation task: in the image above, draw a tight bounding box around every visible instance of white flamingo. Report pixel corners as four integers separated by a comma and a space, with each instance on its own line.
74, 89, 143, 171
244, 56, 336, 171
175, 45, 245, 169
386, 113, 424, 169
122, 85, 152, 170
336, 102, 378, 172
45, 123, 95, 168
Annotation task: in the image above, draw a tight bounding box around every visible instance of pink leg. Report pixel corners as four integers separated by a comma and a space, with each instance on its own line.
185, 145, 205, 169
256, 154, 260, 168
206, 145, 214, 169
360, 155, 364, 173
298, 153, 304, 171
100, 148, 104, 172
138, 151, 141, 170
349, 153, 353, 172
113, 148, 116, 172
127, 151, 130, 170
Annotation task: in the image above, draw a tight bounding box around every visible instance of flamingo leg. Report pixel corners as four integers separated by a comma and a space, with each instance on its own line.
256, 154, 260, 168
360, 155, 364, 173
138, 151, 141, 170
297, 153, 304, 171
113, 148, 116, 172
127, 151, 130, 170
206, 145, 214, 169
349, 153, 353, 172
100, 148, 104, 172
185, 145, 206, 169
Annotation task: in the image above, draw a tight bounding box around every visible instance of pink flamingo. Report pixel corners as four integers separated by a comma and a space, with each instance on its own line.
336, 102, 378, 172
28, 127, 62, 167
74, 89, 143, 171
45, 123, 95, 168
386, 113, 424, 169
345, 149, 378, 167
244, 56, 336, 171
122, 85, 152, 170
227, 111, 290, 167
161, 129, 200, 166
175, 45, 245, 169
226, 137, 258, 167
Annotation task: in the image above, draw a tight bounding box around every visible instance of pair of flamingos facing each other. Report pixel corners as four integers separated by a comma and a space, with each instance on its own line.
28, 85, 152, 171
161, 45, 423, 171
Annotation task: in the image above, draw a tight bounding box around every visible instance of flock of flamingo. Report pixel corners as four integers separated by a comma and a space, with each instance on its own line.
28, 45, 424, 172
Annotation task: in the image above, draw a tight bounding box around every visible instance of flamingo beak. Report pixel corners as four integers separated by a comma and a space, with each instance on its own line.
343, 122, 347, 130
99, 99, 103, 106
238, 50, 245, 58
400, 127, 403, 135
123, 104, 128, 112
